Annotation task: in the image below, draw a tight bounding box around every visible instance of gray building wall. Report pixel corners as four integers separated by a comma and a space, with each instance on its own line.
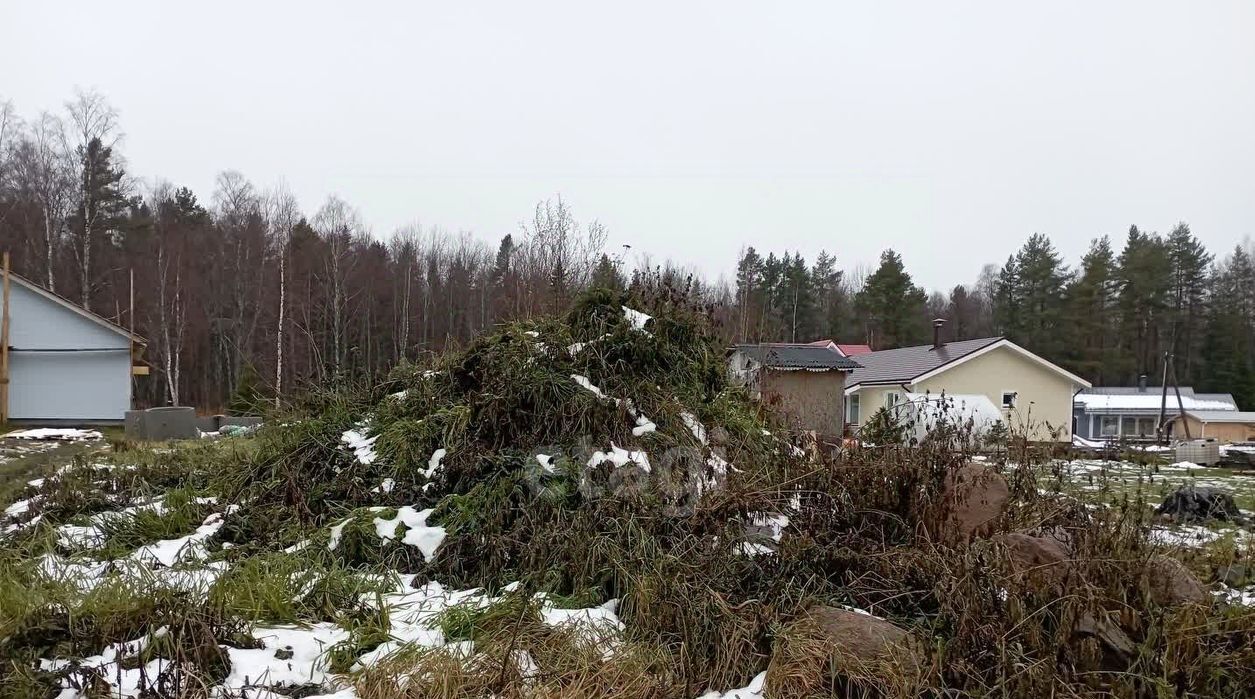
7, 281, 133, 422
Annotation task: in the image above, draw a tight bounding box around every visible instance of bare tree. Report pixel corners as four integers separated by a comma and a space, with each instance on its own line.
312, 195, 363, 373
10, 113, 72, 289
264, 183, 299, 403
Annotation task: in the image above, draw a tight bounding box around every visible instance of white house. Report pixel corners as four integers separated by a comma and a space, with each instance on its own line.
4, 273, 145, 423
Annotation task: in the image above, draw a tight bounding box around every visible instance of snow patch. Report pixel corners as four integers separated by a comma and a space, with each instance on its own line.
341, 428, 378, 465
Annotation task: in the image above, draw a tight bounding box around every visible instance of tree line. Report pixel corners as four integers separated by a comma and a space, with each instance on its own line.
1, 91, 1252, 410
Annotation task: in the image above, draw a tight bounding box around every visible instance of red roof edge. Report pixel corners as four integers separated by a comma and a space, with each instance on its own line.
835, 343, 873, 357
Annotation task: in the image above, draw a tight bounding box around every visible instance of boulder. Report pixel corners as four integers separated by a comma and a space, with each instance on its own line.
995, 532, 1074, 591
1155, 486, 1244, 524
1144, 556, 1210, 607
766, 606, 923, 697
1074, 611, 1136, 667
938, 463, 1010, 543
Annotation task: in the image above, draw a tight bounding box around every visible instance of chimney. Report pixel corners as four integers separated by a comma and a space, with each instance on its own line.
1138, 374, 1148, 393
932, 318, 947, 350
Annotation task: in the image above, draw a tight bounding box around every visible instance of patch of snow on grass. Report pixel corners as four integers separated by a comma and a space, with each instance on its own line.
587, 444, 651, 472
681, 412, 707, 444
696, 671, 767, 698
536, 453, 556, 474
622, 306, 651, 331
373, 506, 447, 561
223, 623, 351, 690
571, 374, 609, 400
5, 427, 103, 441
130, 511, 227, 567
424, 448, 447, 479
341, 428, 378, 465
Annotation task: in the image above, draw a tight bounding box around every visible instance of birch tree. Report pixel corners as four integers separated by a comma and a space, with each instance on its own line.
67, 89, 123, 310
264, 184, 299, 403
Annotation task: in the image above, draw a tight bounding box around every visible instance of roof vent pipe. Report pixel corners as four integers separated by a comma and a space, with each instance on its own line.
1138, 374, 1148, 393
932, 318, 947, 350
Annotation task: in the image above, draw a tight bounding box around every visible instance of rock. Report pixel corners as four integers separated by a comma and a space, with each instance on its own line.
995, 532, 1075, 591
1145, 556, 1210, 607
939, 463, 1010, 543
1216, 562, 1252, 588
274, 646, 295, 660
1074, 611, 1136, 667
1155, 486, 1244, 524
766, 606, 923, 697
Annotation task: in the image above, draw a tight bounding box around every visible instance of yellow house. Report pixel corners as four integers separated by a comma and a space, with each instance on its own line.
843, 335, 1090, 442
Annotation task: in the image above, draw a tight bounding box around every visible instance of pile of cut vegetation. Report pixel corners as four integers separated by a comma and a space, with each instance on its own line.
1, 287, 1253, 699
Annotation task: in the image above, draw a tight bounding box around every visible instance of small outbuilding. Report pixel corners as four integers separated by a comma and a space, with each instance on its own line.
2, 271, 146, 424
728, 343, 861, 438
1170, 410, 1255, 443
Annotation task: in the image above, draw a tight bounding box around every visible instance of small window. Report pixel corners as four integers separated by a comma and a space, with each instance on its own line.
1137, 417, 1156, 437
1100, 416, 1119, 437
885, 391, 901, 409
1122, 417, 1137, 436
847, 394, 861, 425
1001, 391, 1017, 409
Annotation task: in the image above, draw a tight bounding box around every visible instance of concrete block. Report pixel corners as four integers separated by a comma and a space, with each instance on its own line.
141, 406, 198, 441
125, 410, 146, 439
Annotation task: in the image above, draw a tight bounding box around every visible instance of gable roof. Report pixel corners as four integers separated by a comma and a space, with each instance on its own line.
1076, 390, 1238, 413
845, 337, 1090, 389
845, 337, 1003, 387
834, 343, 873, 357
1182, 410, 1255, 423
10, 273, 146, 344
732, 343, 862, 371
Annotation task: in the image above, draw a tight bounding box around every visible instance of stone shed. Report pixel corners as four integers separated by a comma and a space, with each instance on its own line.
728, 343, 861, 438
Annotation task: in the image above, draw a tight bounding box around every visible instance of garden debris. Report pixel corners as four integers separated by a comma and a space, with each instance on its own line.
1155, 485, 1246, 524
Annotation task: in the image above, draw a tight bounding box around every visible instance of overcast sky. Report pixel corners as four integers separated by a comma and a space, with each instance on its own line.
5, 1, 1254, 289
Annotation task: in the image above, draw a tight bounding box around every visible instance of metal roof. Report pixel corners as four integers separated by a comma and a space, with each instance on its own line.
733, 344, 862, 371
1184, 410, 1255, 423
844, 337, 1002, 386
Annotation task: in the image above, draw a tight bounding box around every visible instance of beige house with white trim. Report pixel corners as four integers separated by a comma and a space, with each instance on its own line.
843, 333, 1090, 442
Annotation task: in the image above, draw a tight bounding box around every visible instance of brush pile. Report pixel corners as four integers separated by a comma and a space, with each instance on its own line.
1, 287, 1253, 698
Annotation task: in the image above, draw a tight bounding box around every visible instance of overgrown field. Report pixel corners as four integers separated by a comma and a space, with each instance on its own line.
1, 289, 1253, 698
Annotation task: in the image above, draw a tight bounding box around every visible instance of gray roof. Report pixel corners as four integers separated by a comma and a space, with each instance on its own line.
733, 344, 861, 371
1184, 410, 1255, 423
845, 337, 1003, 387
1080, 386, 1236, 404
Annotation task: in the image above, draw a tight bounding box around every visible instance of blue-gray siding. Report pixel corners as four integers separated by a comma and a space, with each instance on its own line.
7, 282, 133, 421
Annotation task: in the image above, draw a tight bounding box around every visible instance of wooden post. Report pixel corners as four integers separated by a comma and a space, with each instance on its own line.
1, 252, 10, 424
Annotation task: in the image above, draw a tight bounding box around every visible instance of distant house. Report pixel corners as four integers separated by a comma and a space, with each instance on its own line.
842, 324, 1090, 442
1074, 385, 1238, 441
728, 343, 861, 437
800, 339, 873, 357
5, 273, 146, 424
1169, 410, 1255, 442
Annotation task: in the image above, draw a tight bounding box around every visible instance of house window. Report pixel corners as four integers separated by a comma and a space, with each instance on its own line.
885, 391, 901, 410
1100, 416, 1119, 437
1001, 391, 1017, 409
1137, 418, 1156, 437
1122, 417, 1137, 436
846, 394, 861, 425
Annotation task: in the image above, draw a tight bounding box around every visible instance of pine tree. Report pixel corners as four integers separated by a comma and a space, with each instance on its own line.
1199, 247, 1255, 408
1065, 236, 1118, 383
854, 250, 927, 348
810, 251, 844, 339
1115, 226, 1173, 382
1009, 233, 1071, 358
1165, 223, 1212, 381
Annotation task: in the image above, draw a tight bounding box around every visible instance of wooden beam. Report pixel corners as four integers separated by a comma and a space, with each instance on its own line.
131, 365, 150, 376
